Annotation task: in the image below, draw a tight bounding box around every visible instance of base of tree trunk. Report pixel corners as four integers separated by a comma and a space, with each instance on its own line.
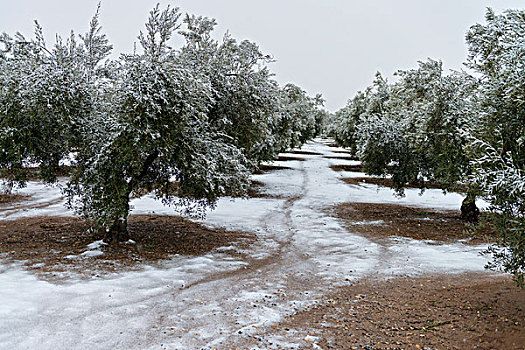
460, 195, 480, 223
102, 219, 129, 243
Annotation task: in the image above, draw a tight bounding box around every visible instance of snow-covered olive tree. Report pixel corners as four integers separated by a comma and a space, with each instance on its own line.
330, 91, 367, 156
0, 4, 324, 242
465, 9, 525, 285
330, 73, 390, 157
65, 5, 255, 241
333, 8, 524, 284
346, 60, 478, 220
178, 15, 282, 165
0, 19, 98, 189
177, 18, 326, 164
271, 83, 325, 153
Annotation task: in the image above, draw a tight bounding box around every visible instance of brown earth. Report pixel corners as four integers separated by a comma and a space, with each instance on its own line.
278, 155, 306, 162
0, 215, 254, 281
330, 202, 496, 244
324, 155, 359, 161
330, 164, 364, 172
262, 273, 525, 350
248, 180, 282, 199
254, 164, 292, 174
0, 193, 29, 204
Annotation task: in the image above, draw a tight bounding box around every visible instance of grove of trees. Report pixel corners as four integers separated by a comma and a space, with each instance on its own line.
0, 4, 522, 286
0, 4, 325, 242
330, 9, 524, 285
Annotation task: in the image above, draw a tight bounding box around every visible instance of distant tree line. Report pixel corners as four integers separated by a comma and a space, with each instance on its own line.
0, 4, 325, 241
329, 9, 524, 286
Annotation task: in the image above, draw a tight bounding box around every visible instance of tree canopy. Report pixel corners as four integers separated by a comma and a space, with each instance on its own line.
333, 60, 476, 199
465, 9, 525, 285
331, 8, 524, 285
0, 4, 325, 241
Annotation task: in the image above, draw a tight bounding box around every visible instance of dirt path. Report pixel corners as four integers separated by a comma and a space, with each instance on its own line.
258, 273, 524, 350
124, 140, 493, 349
0, 139, 503, 350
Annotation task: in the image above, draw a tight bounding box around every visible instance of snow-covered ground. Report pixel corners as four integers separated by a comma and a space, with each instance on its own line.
0, 139, 495, 349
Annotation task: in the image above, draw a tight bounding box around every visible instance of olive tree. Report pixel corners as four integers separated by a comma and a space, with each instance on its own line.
178, 15, 281, 165
271, 83, 325, 153
465, 9, 525, 285
66, 6, 252, 241
354, 61, 479, 220
1, 4, 324, 242
0, 18, 99, 189
330, 73, 391, 157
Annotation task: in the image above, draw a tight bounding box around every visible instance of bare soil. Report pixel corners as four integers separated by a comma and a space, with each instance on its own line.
330, 202, 496, 244
330, 164, 364, 172
254, 164, 292, 174
0, 215, 254, 281
263, 273, 525, 350
248, 180, 282, 199
0, 193, 29, 204
324, 155, 359, 161
278, 155, 306, 161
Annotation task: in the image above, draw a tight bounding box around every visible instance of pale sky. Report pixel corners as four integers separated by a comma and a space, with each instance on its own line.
1, 0, 523, 112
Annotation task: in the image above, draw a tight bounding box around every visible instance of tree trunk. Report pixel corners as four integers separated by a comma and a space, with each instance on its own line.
102, 150, 158, 244
103, 217, 129, 243
460, 193, 480, 223
103, 190, 131, 243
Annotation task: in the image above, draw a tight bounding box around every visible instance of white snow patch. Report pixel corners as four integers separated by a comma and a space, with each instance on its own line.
87, 240, 107, 250
80, 250, 104, 258
0, 181, 72, 220
353, 220, 385, 225
0, 253, 247, 350
304, 334, 320, 342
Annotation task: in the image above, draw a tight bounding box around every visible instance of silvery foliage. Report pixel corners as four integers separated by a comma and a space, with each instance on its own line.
65, 5, 253, 229
0, 17, 98, 189
271, 83, 325, 153
329, 89, 368, 155
177, 16, 325, 164
465, 9, 525, 285
344, 61, 476, 195
0, 4, 325, 233
178, 14, 280, 165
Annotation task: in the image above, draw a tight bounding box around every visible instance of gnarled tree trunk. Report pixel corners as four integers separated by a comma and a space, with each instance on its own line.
103, 190, 131, 243
103, 217, 129, 243
101, 150, 159, 244
460, 192, 480, 223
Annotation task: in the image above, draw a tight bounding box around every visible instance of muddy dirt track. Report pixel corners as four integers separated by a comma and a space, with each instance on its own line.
0, 139, 516, 350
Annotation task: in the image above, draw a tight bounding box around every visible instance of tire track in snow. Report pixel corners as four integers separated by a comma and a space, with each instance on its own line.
0, 196, 65, 218
164, 158, 328, 349
182, 158, 313, 291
